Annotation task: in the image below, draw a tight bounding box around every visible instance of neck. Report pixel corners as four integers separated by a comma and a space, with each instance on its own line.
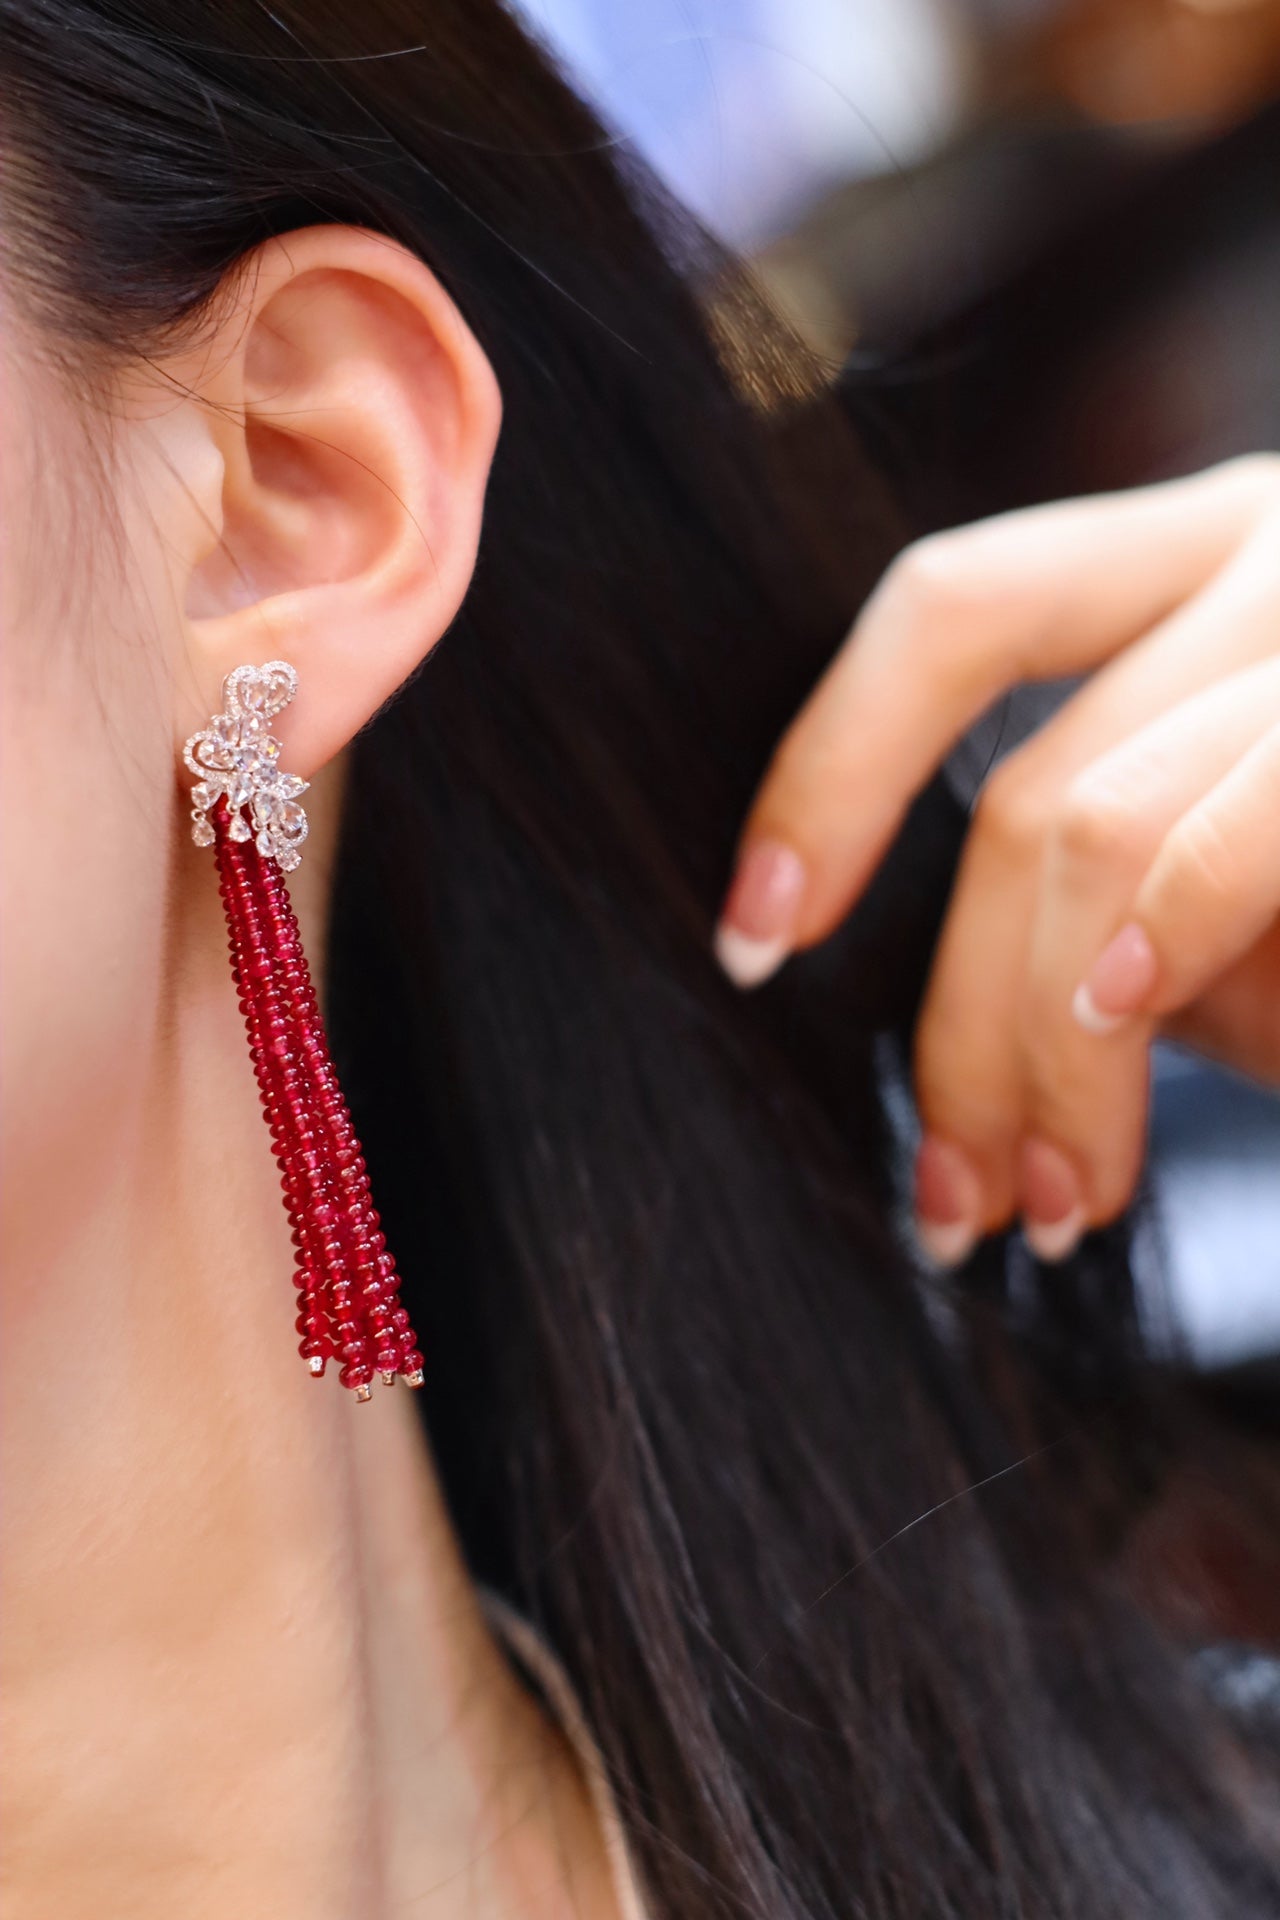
0, 770, 614, 1920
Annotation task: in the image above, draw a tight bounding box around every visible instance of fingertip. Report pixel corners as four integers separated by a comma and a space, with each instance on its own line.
1022, 1207, 1086, 1264
1018, 1137, 1086, 1264
714, 838, 805, 988
713, 924, 790, 989
1070, 981, 1127, 1036
914, 1216, 979, 1270
913, 1134, 983, 1269
1075, 922, 1158, 1032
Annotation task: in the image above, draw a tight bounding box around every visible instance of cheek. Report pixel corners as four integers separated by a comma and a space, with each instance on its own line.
0, 357, 174, 1272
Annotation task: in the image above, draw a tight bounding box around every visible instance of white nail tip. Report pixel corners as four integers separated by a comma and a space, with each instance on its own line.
1071, 982, 1126, 1036
914, 1217, 978, 1270
713, 926, 790, 990
1023, 1208, 1086, 1265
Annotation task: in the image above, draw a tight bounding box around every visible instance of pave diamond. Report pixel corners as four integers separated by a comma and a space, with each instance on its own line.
182, 661, 310, 868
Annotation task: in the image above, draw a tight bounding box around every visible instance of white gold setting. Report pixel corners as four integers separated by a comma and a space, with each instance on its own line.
183, 661, 310, 872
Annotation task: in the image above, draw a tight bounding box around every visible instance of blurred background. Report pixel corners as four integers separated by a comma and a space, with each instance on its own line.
515, 0, 1280, 1376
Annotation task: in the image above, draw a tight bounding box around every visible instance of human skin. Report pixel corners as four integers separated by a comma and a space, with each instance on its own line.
715, 456, 1280, 1266
0, 236, 616, 1920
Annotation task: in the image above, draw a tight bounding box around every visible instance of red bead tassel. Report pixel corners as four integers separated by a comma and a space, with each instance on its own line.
210, 797, 424, 1398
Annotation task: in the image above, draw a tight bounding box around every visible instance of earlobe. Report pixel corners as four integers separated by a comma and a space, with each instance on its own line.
171, 227, 500, 774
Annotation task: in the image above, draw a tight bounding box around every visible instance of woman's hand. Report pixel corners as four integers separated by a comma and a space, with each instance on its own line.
715, 455, 1280, 1266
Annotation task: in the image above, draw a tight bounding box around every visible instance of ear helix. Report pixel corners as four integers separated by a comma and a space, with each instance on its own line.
184, 662, 424, 1399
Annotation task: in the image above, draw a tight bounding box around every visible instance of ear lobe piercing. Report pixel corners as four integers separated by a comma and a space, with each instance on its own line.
185, 662, 423, 1399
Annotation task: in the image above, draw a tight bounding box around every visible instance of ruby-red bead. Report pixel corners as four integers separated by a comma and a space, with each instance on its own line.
212, 805, 423, 1398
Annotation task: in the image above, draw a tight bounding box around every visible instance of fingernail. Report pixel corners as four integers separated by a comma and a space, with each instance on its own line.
1019, 1137, 1085, 1263
714, 839, 806, 989
913, 1135, 982, 1268
1072, 922, 1157, 1035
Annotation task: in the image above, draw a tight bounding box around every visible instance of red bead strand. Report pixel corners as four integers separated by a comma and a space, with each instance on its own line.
249, 866, 379, 1395
216, 837, 340, 1380
217, 823, 379, 1396
248, 850, 393, 1394
217, 821, 379, 1396
210, 798, 423, 1397
256, 858, 424, 1386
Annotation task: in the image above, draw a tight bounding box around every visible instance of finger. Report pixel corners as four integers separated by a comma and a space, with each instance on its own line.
1164, 928, 1280, 1084
910, 622, 1280, 1259
1013, 661, 1280, 1248
715, 454, 1280, 986
910, 783, 1042, 1246
1076, 720, 1280, 1031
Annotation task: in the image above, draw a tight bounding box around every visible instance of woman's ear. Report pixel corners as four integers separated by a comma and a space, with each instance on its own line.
154, 226, 501, 773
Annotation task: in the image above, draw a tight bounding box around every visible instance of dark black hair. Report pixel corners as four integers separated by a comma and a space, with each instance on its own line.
4, 4, 1279, 1914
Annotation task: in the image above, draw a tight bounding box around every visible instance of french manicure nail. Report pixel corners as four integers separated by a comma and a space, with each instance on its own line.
1019, 1137, 1085, 1263
1073, 922, 1157, 1035
713, 839, 806, 989
1023, 1208, 1086, 1263
913, 1135, 982, 1269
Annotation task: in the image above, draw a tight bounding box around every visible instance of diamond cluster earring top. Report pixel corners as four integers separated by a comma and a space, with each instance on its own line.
184, 660, 310, 870
184, 662, 424, 1399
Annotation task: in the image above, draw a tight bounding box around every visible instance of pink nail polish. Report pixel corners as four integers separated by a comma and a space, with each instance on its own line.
913, 1135, 981, 1268
714, 839, 806, 989
1019, 1137, 1085, 1263
1073, 923, 1157, 1035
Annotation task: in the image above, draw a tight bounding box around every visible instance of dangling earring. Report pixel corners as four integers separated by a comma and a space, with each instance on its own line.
184, 662, 423, 1401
